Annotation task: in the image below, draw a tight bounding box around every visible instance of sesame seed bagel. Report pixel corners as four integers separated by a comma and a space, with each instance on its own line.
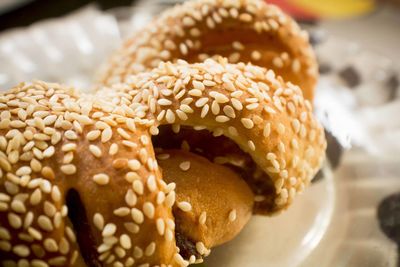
98, 58, 326, 215
0, 81, 221, 266
97, 0, 318, 100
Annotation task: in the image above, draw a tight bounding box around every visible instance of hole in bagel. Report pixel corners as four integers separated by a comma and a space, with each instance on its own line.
66, 189, 101, 267
152, 124, 276, 213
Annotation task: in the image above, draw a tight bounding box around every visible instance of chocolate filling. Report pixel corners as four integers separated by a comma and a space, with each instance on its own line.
66, 189, 101, 267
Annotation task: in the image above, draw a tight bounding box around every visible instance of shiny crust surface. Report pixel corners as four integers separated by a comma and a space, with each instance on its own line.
97, 0, 318, 100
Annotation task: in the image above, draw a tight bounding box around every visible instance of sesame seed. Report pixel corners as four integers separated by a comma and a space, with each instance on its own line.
174, 253, 189, 266
13, 244, 30, 257
144, 242, 156, 257
114, 207, 130, 217
128, 159, 141, 171
125, 171, 139, 182
165, 191, 176, 208
125, 189, 137, 207
86, 130, 100, 141
38, 215, 53, 232
120, 234, 132, 249
102, 223, 117, 237
61, 143, 76, 152
124, 222, 139, 234
229, 52, 240, 63
248, 140, 256, 151
93, 213, 104, 230
64, 130, 78, 140
180, 104, 194, 114
122, 140, 137, 148
200, 104, 209, 118
60, 164, 76, 175
89, 145, 102, 158
143, 202, 155, 219
27, 226, 42, 240
263, 123, 271, 137
179, 43, 188, 55
239, 13, 252, 22
156, 218, 165, 235
241, 118, 254, 129
117, 127, 131, 139
278, 141, 286, 153
52, 212, 62, 229
229, 209, 237, 222
157, 99, 172, 106
232, 41, 244, 50
231, 98, 243, 111
147, 175, 157, 192
195, 97, 208, 107
210, 91, 229, 104
275, 178, 284, 189
30, 188, 42, 206
131, 208, 144, 224
51, 186, 61, 202
177, 201, 192, 212
133, 246, 143, 259
189, 89, 202, 97
300, 111, 308, 122
196, 241, 207, 255
251, 50, 262, 60
165, 109, 176, 123
211, 101, 220, 115
44, 238, 58, 252
179, 161, 191, 171
192, 80, 205, 91
246, 103, 259, 110
275, 123, 285, 135
101, 128, 112, 143
199, 211, 207, 225
133, 180, 144, 195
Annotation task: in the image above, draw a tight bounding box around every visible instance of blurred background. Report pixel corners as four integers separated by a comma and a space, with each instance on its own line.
0, 0, 399, 61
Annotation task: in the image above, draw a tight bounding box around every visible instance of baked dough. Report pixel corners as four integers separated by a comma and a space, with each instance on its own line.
97, 0, 318, 100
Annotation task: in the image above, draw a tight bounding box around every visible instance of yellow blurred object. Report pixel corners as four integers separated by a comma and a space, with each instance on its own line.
288, 0, 375, 19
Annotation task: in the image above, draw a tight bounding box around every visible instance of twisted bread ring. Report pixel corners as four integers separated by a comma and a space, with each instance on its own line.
0, 60, 325, 266
0, 80, 252, 266
97, 0, 318, 100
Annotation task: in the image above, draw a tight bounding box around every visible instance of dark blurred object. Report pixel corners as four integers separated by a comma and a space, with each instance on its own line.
387, 0, 400, 7
0, 0, 33, 15
377, 192, 400, 267
387, 74, 399, 101
338, 66, 362, 88
0, 0, 135, 32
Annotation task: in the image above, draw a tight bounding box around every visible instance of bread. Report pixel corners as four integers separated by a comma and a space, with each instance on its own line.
0, 59, 325, 266
98, 58, 326, 214
0, 81, 188, 266
97, 0, 318, 100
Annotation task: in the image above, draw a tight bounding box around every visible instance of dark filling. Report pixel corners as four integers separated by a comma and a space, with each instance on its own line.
174, 214, 201, 260
66, 189, 101, 267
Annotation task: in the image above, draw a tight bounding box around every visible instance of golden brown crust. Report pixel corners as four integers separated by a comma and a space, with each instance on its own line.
158, 149, 253, 249
0, 82, 180, 266
98, 59, 326, 214
97, 0, 318, 100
